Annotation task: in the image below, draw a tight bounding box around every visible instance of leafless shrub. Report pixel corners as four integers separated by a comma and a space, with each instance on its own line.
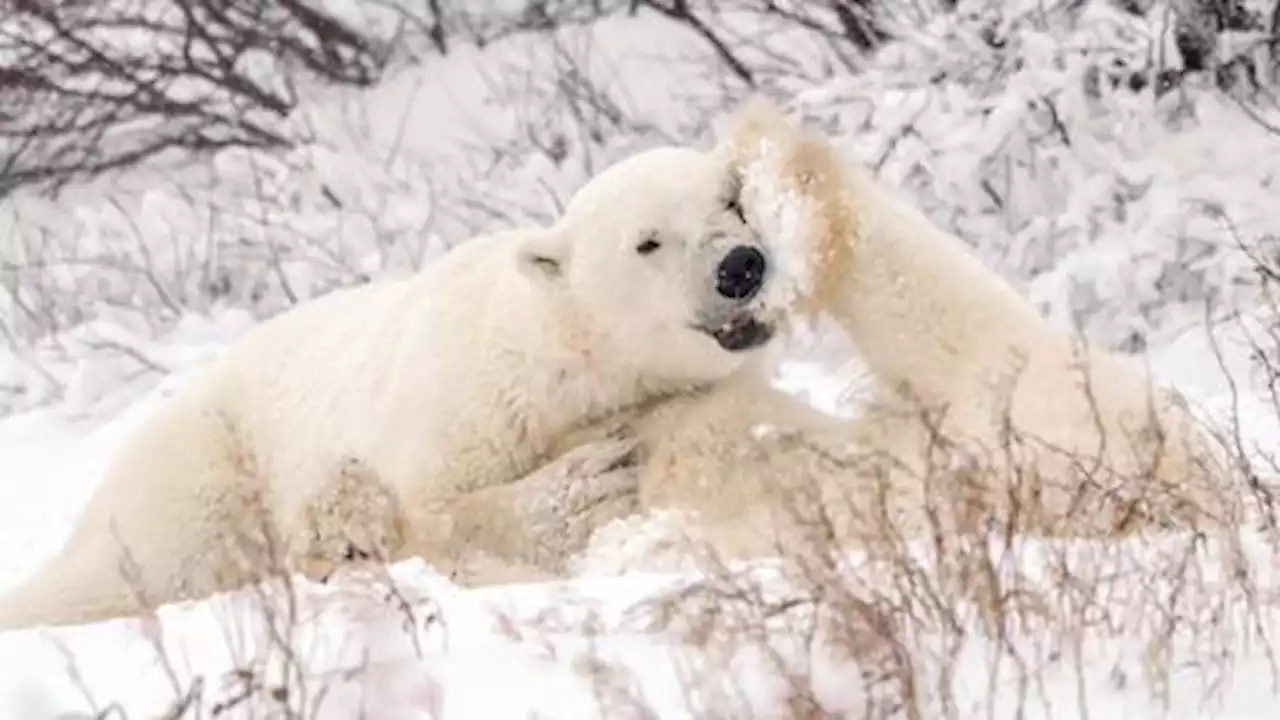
0, 0, 384, 199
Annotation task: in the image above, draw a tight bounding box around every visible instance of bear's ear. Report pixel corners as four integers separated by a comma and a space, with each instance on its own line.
516, 230, 569, 283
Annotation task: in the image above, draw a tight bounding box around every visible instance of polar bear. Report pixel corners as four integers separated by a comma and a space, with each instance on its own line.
558, 98, 1239, 571
0, 144, 796, 631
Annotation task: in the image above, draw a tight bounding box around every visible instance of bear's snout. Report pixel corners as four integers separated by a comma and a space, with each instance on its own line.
715, 245, 767, 301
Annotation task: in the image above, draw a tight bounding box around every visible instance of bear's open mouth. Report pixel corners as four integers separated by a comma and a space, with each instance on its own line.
696, 315, 775, 352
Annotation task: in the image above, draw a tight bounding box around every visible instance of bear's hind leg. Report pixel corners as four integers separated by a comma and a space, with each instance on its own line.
0, 399, 273, 630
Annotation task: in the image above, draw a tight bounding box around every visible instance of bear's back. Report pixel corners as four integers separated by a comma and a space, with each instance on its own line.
183, 232, 526, 488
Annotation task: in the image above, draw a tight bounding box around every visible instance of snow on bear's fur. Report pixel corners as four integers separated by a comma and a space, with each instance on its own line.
0, 145, 794, 631
567, 98, 1242, 574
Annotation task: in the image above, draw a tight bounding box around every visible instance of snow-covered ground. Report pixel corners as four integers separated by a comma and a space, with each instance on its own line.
3, 0, 1280, 717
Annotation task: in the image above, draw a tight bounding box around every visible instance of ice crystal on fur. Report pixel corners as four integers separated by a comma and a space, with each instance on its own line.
738, 137, 818, 310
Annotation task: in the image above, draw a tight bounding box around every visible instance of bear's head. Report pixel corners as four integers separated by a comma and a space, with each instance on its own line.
516, 146, 786, 383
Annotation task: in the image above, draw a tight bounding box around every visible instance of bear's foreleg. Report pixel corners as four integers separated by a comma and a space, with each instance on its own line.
396, 433, 643, 584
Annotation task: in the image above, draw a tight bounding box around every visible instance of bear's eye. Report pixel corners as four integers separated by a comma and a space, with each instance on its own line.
636, 235, 662, 256
725, 195, 746, 223
722, 171, 747, 223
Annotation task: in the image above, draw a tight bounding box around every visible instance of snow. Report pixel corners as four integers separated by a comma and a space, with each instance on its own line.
2, 0, 1280, 716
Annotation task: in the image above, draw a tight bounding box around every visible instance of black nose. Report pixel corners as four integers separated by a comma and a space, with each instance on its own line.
715, 245, 767, 301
